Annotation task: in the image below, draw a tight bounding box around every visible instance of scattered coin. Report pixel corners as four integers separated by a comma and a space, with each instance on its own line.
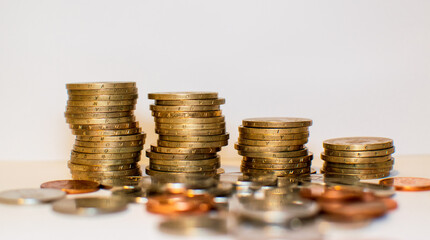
52, 197, 128, 216
40, 180, 100, 194
159, 216, 227, 236
0, 188, 66, 205
379, 177, 430, 191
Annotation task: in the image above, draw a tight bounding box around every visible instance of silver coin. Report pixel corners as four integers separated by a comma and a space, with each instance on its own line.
159, 216, 227, 236
0, 188, 66, 205
52, 197, 128, 216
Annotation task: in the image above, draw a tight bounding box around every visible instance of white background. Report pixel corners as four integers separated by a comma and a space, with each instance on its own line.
0, 0, 429, 161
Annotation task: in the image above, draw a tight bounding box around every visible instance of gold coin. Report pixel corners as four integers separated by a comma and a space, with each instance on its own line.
158, 133, 229, 142
241, 162, 311, 170
68, 162, 138, 171
323, 137, 394, 151
150, 105, 220, 112
243, 154, 313, 164
320, 154, 392, 164
149, 164, 218, 172
66, 105, 135, 113
71, 168, 141, 177
155, 116, 225, 124
238, 148, 308, 158
148, 92, 218, 100
239, 132, 309, 141
150, 145, 220, 154
68, 87, 138, 95
71, 151, 141, 159
324, 147, 395, 158
155, 98, 225, 106
149, 157, 220, 166
74, 140, 144, 148
145, 166, 218, 177
241, 167, 311, 176
155, 128, 225, 136
69, 122, 138, 130
67, 100, 137, 107
68, 94, 138, 101
76, 133, 145, 142
322, 166, 392, 174
234, 143, 303, 152
71, 127, 141, 136
66, 116, 136, 125
146, 150, 217, 160
157, 140, 228, 148
322, 159, 394, 170
238, 138, 308, 146
155, 122, 225, 130
65, 111, 134, 119
73, 145, 143, 154
323, 171, 391, 180
66, 82, 136, 90
70, 157, 140, 166
238, 126, 308, 135
152, 111, 222, 118
242, 117, 313, 128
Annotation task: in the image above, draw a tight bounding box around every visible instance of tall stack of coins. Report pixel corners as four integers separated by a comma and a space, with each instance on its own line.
146, 92, 228, 178
321, 137, 395, 179
235, 117, 313, 177
65, 82, 145, 185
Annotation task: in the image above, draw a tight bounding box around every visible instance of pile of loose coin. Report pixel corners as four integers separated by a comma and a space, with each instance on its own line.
145, 92, 228, 179
235, 117, 313, 177
321, 137, 395, 179
65, 82, 145, 185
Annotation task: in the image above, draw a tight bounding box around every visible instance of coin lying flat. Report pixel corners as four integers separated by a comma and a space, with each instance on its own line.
74, 140, 143, 148
66, 105, 135, 113
146, 150, 217, 160
145, 167, 220, 177
238, 138, 308, 146
241, 167, 311, 176
0, 188, 66, 205
158, 134, 229, 142
323, 137, 394, 151
67, 99, 137, 107
150, 105, 220, 112
239, 126, 309, 135
40, 180, 100, 194
155, 122, 225, 130
155, 116, 225, 124
65, 111, 134, 119
234, 143, 304, 152
322, 171, 391, 180
151, 145, 220, 154
71, 127, 141, 136
155, 98, 225, 106
159, 216, 227, 236
150, 164, 219, 172
68, 94, 138, 101
71, 168, 141, 177
70, 157, 140, 166
68, 87, 138, 95
66, 82, 136, 90
76, 133, 145, 142
148, 92, 218, 100
239, 132, 309, 141
71, 151, 141, 159
242, 117, 313, 128
52, 197, 128, 216
379, 177, 430, 191
149, 158, 220, 166
322, 166, 392, 174
157, 140, 228, 148
66, 116, 136, 125
324, 147, 395, 158
323, 159, 394, 169
241, 162, 311, 170
68, 162, 139, 171
147, 193, 215, 215
72, 145, 143, 154
320, 154, 392, 164
152, 111, 222, 118
155, 128, 225, 136
243, 154, 313, 164
238, 148, 309, 158
69, 122, 139, 131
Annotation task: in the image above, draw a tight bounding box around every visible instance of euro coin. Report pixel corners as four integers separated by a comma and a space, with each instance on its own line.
149, 158, 220, 166
68, 162, 139, 171
68, 94, 138, 101
323, 159, 394, 169
238, 148, 309, 158
379, 177, 430, 191
242, 117, 312, 128
238, 126, 309, 134
67, 99, 137, 107
157, 140, 228, 148
323, 137, 394, 151
74, 140, 143, 148
323, 171, 391, 180
152, 111, 222, 118
148, 92, 218, 100
66, 116, 136, 124
239, 132, 309, 141
71, 151, 141, 159
149, 164, 218, 172
150, 105, 220, 112
66, 105, 135, 113
69, 122, 138, 130
151, 145, 220, 154
324, 147, 395, 158
146, 150, 217, 160
0, 188, 66, 205
73, 145, 143, 154
241, 162, 311, 170
155, 98, 225, 106
65, 111, 134, 119
71, 168, 141, 177
40, 180, 100, 194
145, 167, 219, 177
76, 133, 145, 142
158, 134, 229, 142
155, 128, 225, 136
234, 143, 303, 152
155, 116, 225, 124
68, 87, 137, 95
52, 197, 128, 216
241, 167, 311, 176
155, 122, 225, 130
66, 82, 136, 90
243, 154, 313, 164
320, 154, 392, 164
71, 127, 141, 136
322, 166, 392, 174
70, 157, 140, 166
238, 138, 308, 146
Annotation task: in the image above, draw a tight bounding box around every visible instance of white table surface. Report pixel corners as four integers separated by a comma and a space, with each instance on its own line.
0, 155, 429, 240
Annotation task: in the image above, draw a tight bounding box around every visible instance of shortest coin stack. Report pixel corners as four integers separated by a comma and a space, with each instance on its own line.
321, 137, 395, 180
236, 117, 313, 177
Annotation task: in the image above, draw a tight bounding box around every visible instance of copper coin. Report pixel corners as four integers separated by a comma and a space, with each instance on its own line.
146, 194, 214, 215
40, 180, 100, 194
318, 185, 363, 202
379, 177, 430, 191
320, 200, 388, 221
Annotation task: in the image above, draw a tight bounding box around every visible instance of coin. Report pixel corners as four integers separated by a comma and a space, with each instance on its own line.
65, 111, 134, 119
67, 99, 137, 107
111, 188, 147, 204
159, 134, 229, 142
155, 122, 225, 130
238, 138, 308, 146
68, 94, 138, 101
155, 116, 225, 124
323, 171, 391, 180
323, 159, 394, 169
241, 167, 311, 176
324, 147, 395, 158
241, 162, 311, 170
68, 87, 137, 95
322, 166, 392, 174
150, 145, 221, 154
72, 145, 143, 154
242, 117, 313, 128
148, 92, 218, 100
71, 151, 141, 159
243, 154, 314, 164
159, 216, 227, 236
0, 188, 66, 205
320, 154, 392, 164
150, 164, 219, 172
71, 168, 141, 177
238, 148, 308, 158
74, 140, 143, 148
69, 122, 139, 131
157, 140, 228, 148
323, 137, 394, 151
319, 201, 388, 221
239, 132, 310, 141
379, 177, 430, 191
149, 158, 220, 166
239, 126, 309, 134
155, 98, 225, 106
40, 180, 100, 194
147, 193, 215, 215
150, 105, 220, 112
152, 111, 222, 118
156, 128, 225, 136
68, 162, 139, 171
66, 116, 136, 125
66, 82, 136, 90
145, 167, 220, 177
146, 150, 217, 160
66, 105, 135, 113
52, 197, 128, 215
70, 157, 140, 165
234, 143, 303, 152
71, 127, 141, 136
76, 133, 145, 142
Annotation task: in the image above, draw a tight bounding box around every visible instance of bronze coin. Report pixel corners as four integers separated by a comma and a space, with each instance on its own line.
379, 177, 430, 191
40, 180, 100, 194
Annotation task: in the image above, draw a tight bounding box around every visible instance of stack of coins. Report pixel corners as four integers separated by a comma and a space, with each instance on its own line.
65, 82, 145, 185
146, 92, 228, 178
321, 137, 395, 179
236, 117, 313, 177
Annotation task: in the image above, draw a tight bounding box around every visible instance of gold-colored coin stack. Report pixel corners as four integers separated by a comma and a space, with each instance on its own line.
145, 92, 228, 178
235, 117, 313, 177
321, 137, 395, 180
64, 82, 145, 185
